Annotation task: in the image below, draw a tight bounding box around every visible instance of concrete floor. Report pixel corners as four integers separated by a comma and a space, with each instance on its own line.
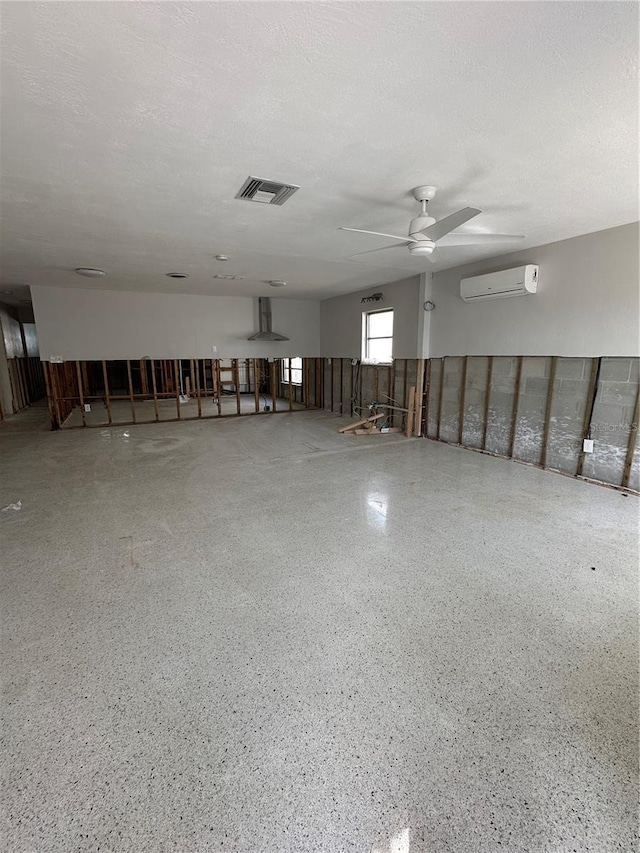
1, 411, 638, 852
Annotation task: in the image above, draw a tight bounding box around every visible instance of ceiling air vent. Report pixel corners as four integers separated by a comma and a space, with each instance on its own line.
235, 176, 300, 206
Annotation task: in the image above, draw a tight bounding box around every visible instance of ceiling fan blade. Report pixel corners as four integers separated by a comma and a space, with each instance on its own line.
339, 227, 414, 243
349, 243, 410, 257
437, 233, 525, 246
420, 207, 482, 241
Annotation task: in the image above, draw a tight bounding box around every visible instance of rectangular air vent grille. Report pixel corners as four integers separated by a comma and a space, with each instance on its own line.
235, 176, 300, 206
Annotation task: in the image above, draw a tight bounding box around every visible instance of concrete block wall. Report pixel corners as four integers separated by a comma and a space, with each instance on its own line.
425, 355, 640, 491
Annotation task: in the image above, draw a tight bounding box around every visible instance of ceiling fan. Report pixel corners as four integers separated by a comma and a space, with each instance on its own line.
340, 186, 524, 262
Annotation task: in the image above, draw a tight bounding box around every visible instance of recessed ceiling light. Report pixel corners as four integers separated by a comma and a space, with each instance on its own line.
166, 273, 189, 279
215, 255, 229, 262
75, 268, 106, 278
269, 280, 287, 288
213, 274, 245, 280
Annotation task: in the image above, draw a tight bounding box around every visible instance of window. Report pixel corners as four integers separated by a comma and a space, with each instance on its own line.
362, 309, 393, 364
282, 357, 303, 385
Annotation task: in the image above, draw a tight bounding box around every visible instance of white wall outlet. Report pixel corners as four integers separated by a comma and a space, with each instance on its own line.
50, 355, 63, 363
83, 403, 91, 413
212, 345, 218, 355
583, 439, 594, 453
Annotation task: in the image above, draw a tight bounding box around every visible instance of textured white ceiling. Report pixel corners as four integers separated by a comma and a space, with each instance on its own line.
1, 1, 638, 300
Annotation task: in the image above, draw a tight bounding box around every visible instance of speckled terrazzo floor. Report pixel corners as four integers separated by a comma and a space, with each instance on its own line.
1, 411, 638, 852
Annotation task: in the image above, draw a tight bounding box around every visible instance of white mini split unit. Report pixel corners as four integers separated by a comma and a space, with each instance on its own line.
460, 265, 539, 302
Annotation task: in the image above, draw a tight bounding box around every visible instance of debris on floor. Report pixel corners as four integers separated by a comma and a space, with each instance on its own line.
1, 501, 22, 512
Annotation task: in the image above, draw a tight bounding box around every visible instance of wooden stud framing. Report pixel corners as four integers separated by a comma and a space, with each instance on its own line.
126, 359, 137, 423
339, 358, 344, 414
539, 356, 558, 468
405, 385, 416, 438
253, 359, 260, 413
415, 358, 425, 437
233, 359, 241, 415
150, 359, 160, 422
42, 362, 56, 429
457, 356, 468, 444
270, 360, 277, 412
403, 359, 408, 415
330, 359, 335, 412
577, 357, 600, 478
75, 360, 87, 427
101, 360, 113, 425
622, 380, 640, 489
288, 358, 293, 412
194, 359, 202, 418
436, 357, 445, 440
424, 359, 432, 437
174, 360, 181, 419
508, 356, 524, 458
481, 356, 493, 450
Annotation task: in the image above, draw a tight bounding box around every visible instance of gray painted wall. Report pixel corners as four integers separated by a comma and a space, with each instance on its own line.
430, 222, 639, 357
31, 287, 321, 360
320, 276, 420, 359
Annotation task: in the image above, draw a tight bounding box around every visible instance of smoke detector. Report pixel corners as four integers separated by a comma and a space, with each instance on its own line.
236, 176, 300, 206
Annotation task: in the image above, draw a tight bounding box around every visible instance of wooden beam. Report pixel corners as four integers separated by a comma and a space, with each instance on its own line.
102, 360, 113, 425
75, 361, 87, 427
508, 356, 524, 458
414, 358, 425, 437
457, 356, 468, 444
481, 356, 493, 450
126, 360, 137, 423
150, 359, 160, 422
436, 357, 445, 440
194, 359, 202, 418
339, 413, 385, 433
270, 360, 277, 412
42, 362, 56, 429
339, 358, 344, 414
174, 360, 181, 419
253, 359, 260, 413
405, 385, 416, 438
622, 379, 640, 489
330, 359, 335, 412
540, 356, 558, 468
577, 357, 599, 478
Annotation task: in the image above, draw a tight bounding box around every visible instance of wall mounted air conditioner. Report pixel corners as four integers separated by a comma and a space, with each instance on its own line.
460, 264, 539, 302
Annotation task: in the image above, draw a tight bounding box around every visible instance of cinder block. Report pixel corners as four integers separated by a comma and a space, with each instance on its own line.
599, 358, 631, 382
556, 358, 587, 380
524, 377, 550, 397
559, 378, 589, 397
522, 357, 549, 378
599, 381, 638, 404
492, 357, 518, 377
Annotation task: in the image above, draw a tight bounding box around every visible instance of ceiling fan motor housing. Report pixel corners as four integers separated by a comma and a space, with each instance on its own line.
409, 214, 436, 237
409, 240, 436, 256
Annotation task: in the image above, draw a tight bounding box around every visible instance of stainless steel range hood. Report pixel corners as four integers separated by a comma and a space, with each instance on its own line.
247, 297, 289, 341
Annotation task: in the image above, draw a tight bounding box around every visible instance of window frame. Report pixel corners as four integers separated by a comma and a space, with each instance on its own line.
362, 308, 394, 365
281, 356, 303, 386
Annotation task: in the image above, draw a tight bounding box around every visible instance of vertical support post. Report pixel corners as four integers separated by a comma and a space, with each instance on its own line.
270, 360, 277, 412
415, 358, 425, 437
194, 359, 202, 418
214, 360, 222, 415
288, 358, 293, 411
233, 359, 241, 415
424, 359, 431, 437
253, 359, 260, 413
403, 358, 408, 414
126, 359, 137, 424
481, 356, 493, 450
508, 356, 524, 458
330, 359, 335, 412
150, 359, 159, 421
339, 359, 344, 414
540, 356, 558, 468
457, 356, 468, 444
174, 359, 181, 419
140, 359, 149, 397
102, 360, 112, 425
436, 357, 445, 440
405, 386, 416, 438
75, 360, 87, 427
622, 380, 640, 489
577, 357, 599, 478
42, 362, 57, 429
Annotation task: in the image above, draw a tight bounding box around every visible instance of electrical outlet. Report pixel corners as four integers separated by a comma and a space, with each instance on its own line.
83, 404, 91, 413
583, 439, 594, 453
50, 355, 63, 363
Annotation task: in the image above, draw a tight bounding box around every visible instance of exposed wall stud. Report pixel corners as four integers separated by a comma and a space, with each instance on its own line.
481, 356, 494, 450
75, 361, 87, 427
577, 357, 600, 478
540, 356, 558, 468
458, 356, 468, 444
126, 360, 137, 423
102, 360, 113, 425
508, 356, 524, 458
622, 379, 640, 489
415, 358, 425, 437
436, 357, 445, 440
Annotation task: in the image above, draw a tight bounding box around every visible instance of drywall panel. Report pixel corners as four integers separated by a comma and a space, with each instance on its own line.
430, 222, 639, 357
31, 287, 320, 360
320, 276, 420, 358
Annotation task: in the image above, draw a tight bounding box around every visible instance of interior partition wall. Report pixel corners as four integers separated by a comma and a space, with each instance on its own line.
44, 357, 324, 430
